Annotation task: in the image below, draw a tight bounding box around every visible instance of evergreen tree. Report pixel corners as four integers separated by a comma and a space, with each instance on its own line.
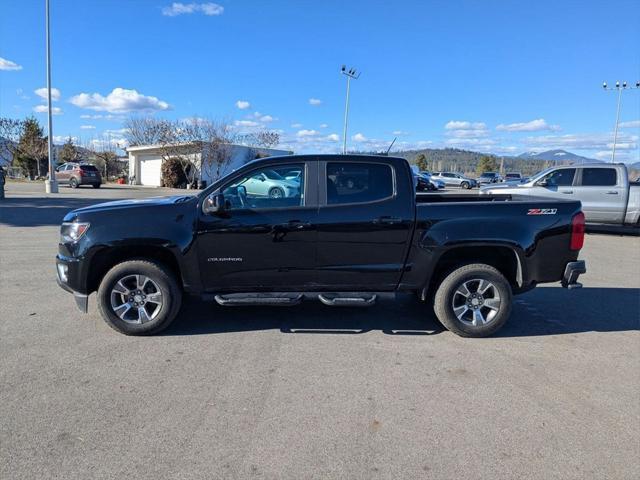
59, 137, 79, 164
15, 117, 47, 179
414, 153, 429, 172
476, 156, 499, 175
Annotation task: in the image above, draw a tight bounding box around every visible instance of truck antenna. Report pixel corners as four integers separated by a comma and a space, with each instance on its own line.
385, 137, 397, 155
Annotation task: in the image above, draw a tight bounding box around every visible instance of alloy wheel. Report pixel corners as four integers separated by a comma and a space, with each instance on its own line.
110, 274, 163, 324
451, 278, 501, 327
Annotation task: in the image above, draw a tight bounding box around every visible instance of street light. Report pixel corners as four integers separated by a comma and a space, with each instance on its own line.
341, 65, 361, 154
602, 80, 640, 163
44, 0, 58, 193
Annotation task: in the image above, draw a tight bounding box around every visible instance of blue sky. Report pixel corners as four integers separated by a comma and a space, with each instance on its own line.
1, 0, 639, 162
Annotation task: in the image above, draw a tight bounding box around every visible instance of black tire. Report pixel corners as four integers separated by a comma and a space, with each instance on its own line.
97, 259, 182, 335
460, 181, 469, 189
433, 263, 512, 338
268, 187, 284, 199
69, 177, 78, 188
92, 183, 101, 188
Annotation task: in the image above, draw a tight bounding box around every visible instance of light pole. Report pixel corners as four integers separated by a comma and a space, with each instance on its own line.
602, 80, 640, 163
44, 0, 58, 193
341, 65, 360, 154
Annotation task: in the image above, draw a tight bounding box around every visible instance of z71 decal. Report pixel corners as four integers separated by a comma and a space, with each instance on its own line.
527, 208, 558, 215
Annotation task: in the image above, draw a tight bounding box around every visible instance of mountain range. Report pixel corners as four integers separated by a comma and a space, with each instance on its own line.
517, 149, 602, 164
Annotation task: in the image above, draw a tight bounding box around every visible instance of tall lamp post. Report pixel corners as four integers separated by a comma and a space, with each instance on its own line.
341, 65, 360, 154
44, 0, 58, 193
602, 80, 640, 163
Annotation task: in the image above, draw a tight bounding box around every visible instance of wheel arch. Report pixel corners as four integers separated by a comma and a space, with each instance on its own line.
86, 245, 183, 294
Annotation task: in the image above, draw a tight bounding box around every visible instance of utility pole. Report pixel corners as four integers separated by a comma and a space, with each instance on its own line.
44, 0, 58, 193
602, 81, 640, 163
341, 65, 360, 154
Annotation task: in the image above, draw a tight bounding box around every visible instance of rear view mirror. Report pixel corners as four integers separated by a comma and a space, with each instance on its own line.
203, 193, 226, 214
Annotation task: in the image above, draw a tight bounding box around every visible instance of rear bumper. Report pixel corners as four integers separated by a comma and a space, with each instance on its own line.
561, 260, 586, 289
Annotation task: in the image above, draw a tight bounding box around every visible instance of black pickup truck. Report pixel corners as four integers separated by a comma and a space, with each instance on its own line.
56, 155, 586, 337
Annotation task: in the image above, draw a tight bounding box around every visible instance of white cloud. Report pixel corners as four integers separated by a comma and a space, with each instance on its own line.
523, 132, 638, 151
250, 112, 275, 123
319, 123, 328, 129
16, 88, 29, 100
352, 133, 367, 142
33, 105, 62, 115
445, 121, 486, 130
308, 98, 322, 106
291, 123, 303, 128
234, 120, 260, 128
392, 130, 409, 136
80, 125, 96, 129
326, 133, 340, 142
619, 120, 640, 128
52, 135, 78, 144
34, 87, 61, 101
0, 57, 22, 71
297, 129, 319, 137
235, 100, 250, 110
162, 2, 224, 17
496, 118, 560, 132
79, 113, 123, 120
70, 87, 170, 113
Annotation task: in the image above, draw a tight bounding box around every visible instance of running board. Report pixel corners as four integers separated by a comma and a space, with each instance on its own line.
318, 293, 377, 307
214, 293, 303, 307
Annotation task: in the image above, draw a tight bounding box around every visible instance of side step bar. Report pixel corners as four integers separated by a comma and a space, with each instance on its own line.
214, 293, 303, 307
318, 293, 377, 307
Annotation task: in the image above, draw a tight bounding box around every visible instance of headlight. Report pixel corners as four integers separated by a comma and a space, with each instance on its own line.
60, 222, 90, 242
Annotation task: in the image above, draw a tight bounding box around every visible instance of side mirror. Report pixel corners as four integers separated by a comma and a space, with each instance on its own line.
203, 193, 226, 214
536, 179, 548, 187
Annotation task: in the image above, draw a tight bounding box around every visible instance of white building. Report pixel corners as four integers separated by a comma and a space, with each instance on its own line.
127, 143, 292, 187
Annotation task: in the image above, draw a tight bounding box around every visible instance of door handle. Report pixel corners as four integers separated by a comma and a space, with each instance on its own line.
286, 220, 311, 229
561, 190, 573, 194
374, 216, 402, 224
605, 191, 619, 195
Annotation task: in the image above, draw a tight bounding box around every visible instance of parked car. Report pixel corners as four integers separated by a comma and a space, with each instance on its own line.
236, 168, 300, 199
54, 162, 102, 188
57, 154, 586, 339
414, 173, 436, 191
504, 172, 523, 181
420, 172, 445, 190
480, 163, 640, 225
477, 172, 502, 185
431, 172, 477, 189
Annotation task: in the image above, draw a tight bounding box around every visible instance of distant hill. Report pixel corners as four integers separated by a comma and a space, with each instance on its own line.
518, 149, 602, 164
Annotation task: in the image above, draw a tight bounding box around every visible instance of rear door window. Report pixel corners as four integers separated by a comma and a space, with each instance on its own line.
580, 168, 617, 186
326, 163, 394, 205
81, 165, 99, 172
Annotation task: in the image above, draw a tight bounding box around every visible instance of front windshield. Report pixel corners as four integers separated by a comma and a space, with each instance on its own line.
528, 167, 555, 183
263, 169, 284, 180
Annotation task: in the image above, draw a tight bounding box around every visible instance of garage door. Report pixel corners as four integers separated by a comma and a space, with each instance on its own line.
139, 157, 162, 186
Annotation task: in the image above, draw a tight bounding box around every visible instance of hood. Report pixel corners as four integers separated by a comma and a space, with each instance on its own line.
70, 195, 196, 215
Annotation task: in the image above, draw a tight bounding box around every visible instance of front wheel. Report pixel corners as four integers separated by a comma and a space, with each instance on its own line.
97, 259, 182, 335
69, 177, 78, 188
460, 181, 469, 189
433, 263, 512, 337
269, 187, 284, 199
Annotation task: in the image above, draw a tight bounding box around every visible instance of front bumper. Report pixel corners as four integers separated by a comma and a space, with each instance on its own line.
561, 260, 586, 289
56, 255, 89, 312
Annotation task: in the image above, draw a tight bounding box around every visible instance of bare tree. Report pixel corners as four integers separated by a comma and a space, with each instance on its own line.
0, 118, 24, 166
194, 118, 236, 183
123, 117, 167, 147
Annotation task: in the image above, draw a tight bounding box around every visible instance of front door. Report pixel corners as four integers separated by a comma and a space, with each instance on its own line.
315, 159, 414, 290
528, 167, 577, 199
196, 161, 318, 291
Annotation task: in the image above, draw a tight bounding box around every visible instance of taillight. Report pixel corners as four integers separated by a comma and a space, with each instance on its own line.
570, 211, 585, 250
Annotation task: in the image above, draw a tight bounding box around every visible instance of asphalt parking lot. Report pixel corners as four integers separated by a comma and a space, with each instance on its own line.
1, 181, 639, 480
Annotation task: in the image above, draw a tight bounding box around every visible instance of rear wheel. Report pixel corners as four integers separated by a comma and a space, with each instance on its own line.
92, 183, 101, 188
69, 177, 78, 188
97, 259, 182, 335
433, 263, 512, 337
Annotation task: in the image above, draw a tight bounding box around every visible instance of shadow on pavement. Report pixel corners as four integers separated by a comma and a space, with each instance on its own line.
163, 287, 640, 338
0, 197, 106, 227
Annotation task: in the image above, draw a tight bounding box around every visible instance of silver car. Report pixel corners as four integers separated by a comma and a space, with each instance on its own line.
240, 169, 300, 198
431, 172, 477, 189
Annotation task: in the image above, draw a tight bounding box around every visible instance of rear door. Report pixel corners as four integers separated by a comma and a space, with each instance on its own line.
54, 164, 68, 184
315, 159, 414, 290
573, 167, 625, 223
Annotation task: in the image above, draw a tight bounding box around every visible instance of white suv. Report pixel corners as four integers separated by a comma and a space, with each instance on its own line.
431, 172, 477, 189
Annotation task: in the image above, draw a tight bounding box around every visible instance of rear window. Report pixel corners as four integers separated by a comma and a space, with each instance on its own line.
326, 163, 394, 205
581, 168, 617, 186
80, 165, 98, 171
